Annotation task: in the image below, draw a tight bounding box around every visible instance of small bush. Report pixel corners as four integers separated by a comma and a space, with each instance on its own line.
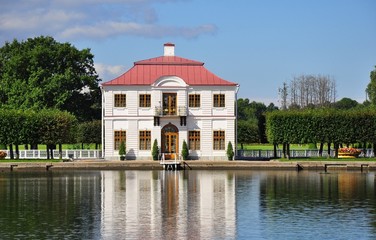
119, 141, 126, 160
181, 140, 188, 160
152, 139, 159, 160
227, 142, 234, 160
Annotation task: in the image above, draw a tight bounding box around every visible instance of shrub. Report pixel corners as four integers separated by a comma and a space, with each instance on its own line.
227, 142, 234, 160
181, 140, 188, 160
152, 139, 159, 160
119, 141, 126, 160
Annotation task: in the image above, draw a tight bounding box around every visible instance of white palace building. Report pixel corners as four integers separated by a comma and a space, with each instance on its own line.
101, 43, 239, 160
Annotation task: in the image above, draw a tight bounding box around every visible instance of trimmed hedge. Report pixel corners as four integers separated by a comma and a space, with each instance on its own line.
266, 109, 376, 156
0, 109, 77, 147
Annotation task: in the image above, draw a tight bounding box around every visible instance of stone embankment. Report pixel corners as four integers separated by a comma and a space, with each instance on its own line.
0, 160, 375, 171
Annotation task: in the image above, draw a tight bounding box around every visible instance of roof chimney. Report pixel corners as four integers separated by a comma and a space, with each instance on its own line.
164, 43, 175, 56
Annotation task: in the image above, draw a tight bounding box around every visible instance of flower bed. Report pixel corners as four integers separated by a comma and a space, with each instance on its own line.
0, 151, 7, 159
338, 148, 361, 158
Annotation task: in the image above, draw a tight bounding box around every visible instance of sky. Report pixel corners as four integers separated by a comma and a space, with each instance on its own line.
1, 0, 375, 105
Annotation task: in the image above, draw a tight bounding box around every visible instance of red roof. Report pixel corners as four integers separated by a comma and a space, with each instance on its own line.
102, 55, 237, 86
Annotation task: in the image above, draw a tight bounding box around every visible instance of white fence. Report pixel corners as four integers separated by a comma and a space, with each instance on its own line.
237, 149, 376, 159
2, 150, 102, 159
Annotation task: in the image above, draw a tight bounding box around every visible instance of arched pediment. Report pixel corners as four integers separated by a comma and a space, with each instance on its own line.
152, 76, 188, 87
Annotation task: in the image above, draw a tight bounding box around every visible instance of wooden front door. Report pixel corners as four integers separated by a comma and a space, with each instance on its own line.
163, 93, 177, 115
162, 124, 179, 160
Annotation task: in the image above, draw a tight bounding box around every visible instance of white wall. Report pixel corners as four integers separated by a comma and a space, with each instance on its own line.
103, 82, 237, 160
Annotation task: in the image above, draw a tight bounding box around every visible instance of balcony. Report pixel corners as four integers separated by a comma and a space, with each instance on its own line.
154, 106, 187, 117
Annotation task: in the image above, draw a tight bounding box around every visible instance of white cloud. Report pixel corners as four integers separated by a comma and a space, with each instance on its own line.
0, 0, 215, 42
59, 21, 216, 39
95, 63, 127, 81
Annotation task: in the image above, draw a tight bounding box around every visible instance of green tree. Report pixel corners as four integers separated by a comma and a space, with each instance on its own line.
332, 97, 359, 110
237, 120, 259, 149
76, 120, 102, 149
366, 66, 376, 106
0, 36, 101, 121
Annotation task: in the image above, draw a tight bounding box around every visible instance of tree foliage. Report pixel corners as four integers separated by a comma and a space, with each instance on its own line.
0, 109, 77, 158
0, 36, 101, 121
332, 97, 359, 110
237, 98, 278, 144
366, 66, 376, 105
76, 120, 101, 148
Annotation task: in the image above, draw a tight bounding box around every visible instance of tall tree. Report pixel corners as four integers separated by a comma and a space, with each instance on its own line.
279, 74, 336, 109
366, 66, 376, 106
0, 36, 101, 121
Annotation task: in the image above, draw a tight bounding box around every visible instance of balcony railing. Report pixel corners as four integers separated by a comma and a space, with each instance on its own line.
155, 106, 187, 117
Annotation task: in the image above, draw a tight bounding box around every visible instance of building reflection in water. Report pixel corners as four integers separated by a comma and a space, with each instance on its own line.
100, 170, 236, 239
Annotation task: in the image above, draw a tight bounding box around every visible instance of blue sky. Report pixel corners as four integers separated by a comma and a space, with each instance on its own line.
1, 0, 375, 105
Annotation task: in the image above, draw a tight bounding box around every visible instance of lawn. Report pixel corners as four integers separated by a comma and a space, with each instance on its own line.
238, 144, 311, 150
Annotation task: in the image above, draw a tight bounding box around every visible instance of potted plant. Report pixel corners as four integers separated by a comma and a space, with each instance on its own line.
119, 141, 126, 160
152, 139, 159, 160
227, 141, 234, 160
181, 140, 188, 160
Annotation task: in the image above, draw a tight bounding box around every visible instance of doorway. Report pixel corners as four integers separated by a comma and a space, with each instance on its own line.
162, 124, 179, 160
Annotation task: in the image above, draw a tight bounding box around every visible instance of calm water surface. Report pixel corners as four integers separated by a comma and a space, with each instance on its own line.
0, 170, 375, 240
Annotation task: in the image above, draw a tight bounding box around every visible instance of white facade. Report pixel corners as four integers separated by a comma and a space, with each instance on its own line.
101, 44, 238, 160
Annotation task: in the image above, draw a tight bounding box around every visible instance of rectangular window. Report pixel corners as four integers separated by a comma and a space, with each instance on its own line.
213, 130, 225, 150
114, 94, 126, 107
189, 131, 200, 150
139, 94, 151, 108
139, 130, 151, 150
213, 94, 225, 107
189, 94, 201, 108
114, 130, 126, 150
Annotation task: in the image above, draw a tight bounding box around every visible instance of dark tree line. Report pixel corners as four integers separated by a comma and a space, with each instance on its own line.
237, 98, 278, 148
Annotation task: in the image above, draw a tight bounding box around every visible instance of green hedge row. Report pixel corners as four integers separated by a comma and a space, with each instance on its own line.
266, 109, 376, 156
0, 109, 77, 146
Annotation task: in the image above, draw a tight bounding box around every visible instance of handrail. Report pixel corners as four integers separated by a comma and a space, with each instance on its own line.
2, 149, 102, 159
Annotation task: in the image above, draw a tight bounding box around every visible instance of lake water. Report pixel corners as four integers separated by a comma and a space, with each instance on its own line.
0, 170, 375, 240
